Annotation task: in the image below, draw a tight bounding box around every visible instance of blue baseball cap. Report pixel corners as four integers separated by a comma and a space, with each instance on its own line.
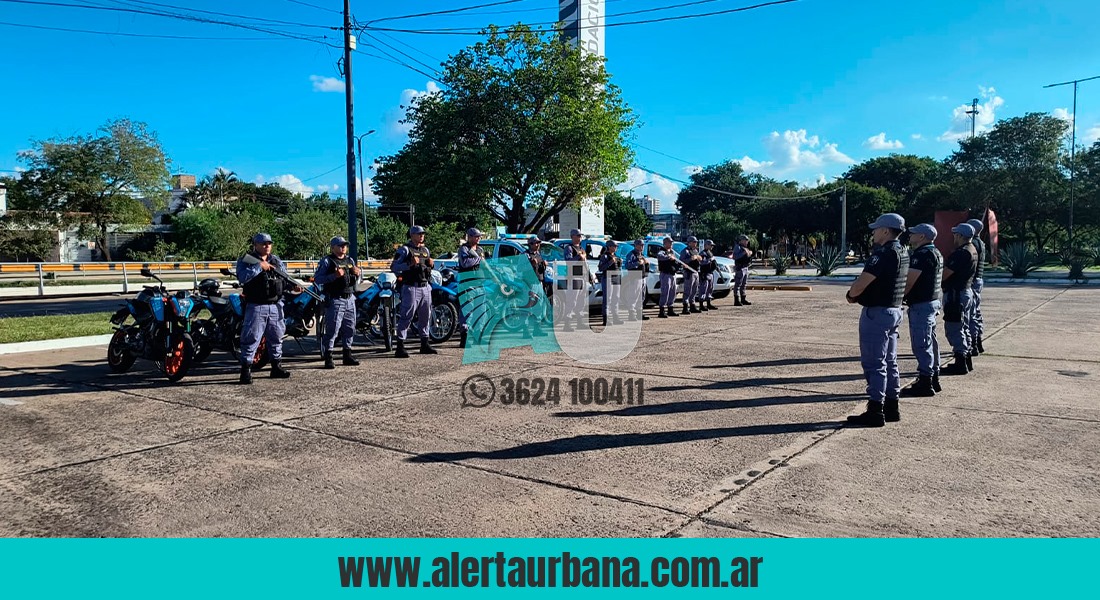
869, 213, 906, 230
527, 236, 541, 246
606, 239, 618, 247
329, 236, 348, 247
633, 239, 644, 246
686, 235, 699, 243
908, 224, 937, 241
569, 228, 583, 237
966, 218, 984, 233
704, 239, 714, 246
466, 227, 483, 238
252, 233, 273, 244
408, 225, 425, 235
952, 223, 975, 238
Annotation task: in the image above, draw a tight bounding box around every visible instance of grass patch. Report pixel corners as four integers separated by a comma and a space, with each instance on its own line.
0, 312, 117, 344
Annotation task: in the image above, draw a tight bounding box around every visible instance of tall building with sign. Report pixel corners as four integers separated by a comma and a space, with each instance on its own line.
556, 0, 605, 237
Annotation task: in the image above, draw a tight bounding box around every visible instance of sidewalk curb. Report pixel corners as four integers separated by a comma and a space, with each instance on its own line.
0, 334, 114, 356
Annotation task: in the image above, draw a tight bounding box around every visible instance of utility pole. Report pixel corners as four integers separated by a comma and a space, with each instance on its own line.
356, 130, 375, 258
343, 0, 359, 259
966, 98, 980, 139
840, 181, 847, 253
1045, 74, 1100, 245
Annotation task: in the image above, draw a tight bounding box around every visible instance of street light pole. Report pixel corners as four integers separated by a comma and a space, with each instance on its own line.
833, 177, 847, 252
343, 0, 359, 259
1044, 73, 1100, 245
356, 130, 376, 259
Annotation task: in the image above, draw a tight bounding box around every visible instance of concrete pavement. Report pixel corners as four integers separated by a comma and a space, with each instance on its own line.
0, 282, 1096, 537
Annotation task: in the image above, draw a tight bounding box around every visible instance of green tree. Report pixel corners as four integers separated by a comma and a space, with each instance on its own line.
366, 212, 408, 260
278, 208, 346, 260
843, 155, 943, 213
674, 162, 757, 226
604, 191, 651, 240
692, 210, 750, 250
15, 118, 170, 260
184, 168, 240, 209
174, 202, 275, 260
1071, 141, 1100, 245
372, 24, 636, 233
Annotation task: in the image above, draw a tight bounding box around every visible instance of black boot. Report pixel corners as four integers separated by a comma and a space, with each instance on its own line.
667, 306, 679, 317
270, 360, 291, 379
395, 339, 409, 359
899, 375, 935, 398
975, 336, 985, 354
734, 296, 743, 307
342, 348, 360, 366
690, 303, 701, 313
707, 300, 718, 310
239, 363, 252, 385
697, 300, 708, 312
459, 330, 468, 348
884, 398, 901, 422
323, 351, 335, 370
965, 354, 974, 372
640, 310, 650, 321
932, 374, 942, 393
658, 307, 667, 319
846, 401, 885, 427
419, 338, 438, 355
942, 353, 968, 375
740, 295, 752, 306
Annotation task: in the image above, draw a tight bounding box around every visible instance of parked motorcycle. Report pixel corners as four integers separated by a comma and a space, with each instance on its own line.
190, 270, 268, 370
107, 268, 200, 382
356, 269, 458, 349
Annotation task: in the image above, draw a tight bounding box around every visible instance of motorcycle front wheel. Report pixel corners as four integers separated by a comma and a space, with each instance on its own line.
429, 301, 458, 344
381, 301, 394, 351
107, 328, 136, 373
161, 333, 195, 383
191, 319, 215, 362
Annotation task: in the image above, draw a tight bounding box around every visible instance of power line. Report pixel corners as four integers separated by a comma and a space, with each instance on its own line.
0, 19, 298, 40
362, 0, 800, 35
285, 0, 340, 14
299, 164, 346, 183
89, 0, 337, 29
633, 164, 840, 200
365, 0, 527, 26
373, 30, 443, 65
632, 143, 699, 166
361, 31, 441, 77
354, 46, 439, 81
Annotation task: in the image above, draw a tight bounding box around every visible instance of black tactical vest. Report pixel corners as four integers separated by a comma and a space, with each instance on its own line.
627, 250, 646, 271
701, 250, 717, 274
322, 255, 356, 297
972, 238, 985, 280
906, 244, 943, 304
457, 244, 482, 273
657, 250, 677, 274
944, 245, 977, 291
527, 250, 547, 279
859, 240, 908, 308
402, 243, 432, 285
734, 247, 751, 268
242, 252, 284, 304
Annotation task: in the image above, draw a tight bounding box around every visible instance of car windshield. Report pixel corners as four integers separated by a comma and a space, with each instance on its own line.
673, 242, 687, 253
540, 244, 565, 261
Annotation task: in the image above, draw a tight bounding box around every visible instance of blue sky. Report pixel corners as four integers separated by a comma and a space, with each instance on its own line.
1, 0, 1098, 214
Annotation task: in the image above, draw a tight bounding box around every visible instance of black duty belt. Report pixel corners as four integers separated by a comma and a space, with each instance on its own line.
405, 282, 430, 288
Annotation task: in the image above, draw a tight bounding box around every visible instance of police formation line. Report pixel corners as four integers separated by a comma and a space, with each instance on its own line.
845, 214, 987, 427
232, 227, 757, 384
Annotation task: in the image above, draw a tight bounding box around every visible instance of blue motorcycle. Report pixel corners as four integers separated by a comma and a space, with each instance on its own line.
107, 268, 200, 382
190, 271, 269, 371
357, 270, 458, 349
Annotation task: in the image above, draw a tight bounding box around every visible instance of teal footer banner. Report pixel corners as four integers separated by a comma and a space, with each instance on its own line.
0, 538, 1095, 598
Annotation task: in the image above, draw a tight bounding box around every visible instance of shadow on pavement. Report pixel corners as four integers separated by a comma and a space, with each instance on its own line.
551, 392, 866, 418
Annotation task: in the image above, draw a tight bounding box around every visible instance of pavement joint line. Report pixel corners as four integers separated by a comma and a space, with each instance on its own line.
663, 423, 847, 538
981, 287, 1072, 343
904, 400, 1100, 424
976, 353, 1100, 365
691, 515, 791, 539
272, 421, 697, 522
0, 423, 264, 482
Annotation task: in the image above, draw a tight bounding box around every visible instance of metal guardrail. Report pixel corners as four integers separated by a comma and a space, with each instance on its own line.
0, 260, 392, 297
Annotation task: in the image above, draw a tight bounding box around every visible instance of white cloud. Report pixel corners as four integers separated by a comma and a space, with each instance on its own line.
1053, 107, 1074, 123
254, 174, 314, 197
388, 81, 442, 135
310, 75, 344, 93
616, 167, 680, 210
911, 133, 923, 140
1085, 125, 1100, 146
864, 132, 904, 150
938, 86, 1005, 141
736, 129, 854, 176
682, 165, 703, 175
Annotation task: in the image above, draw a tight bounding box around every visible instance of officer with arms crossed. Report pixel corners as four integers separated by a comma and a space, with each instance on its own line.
731, 234, 753, 306
845, 214, 910, 427
624, 239, 650, 321
698, 239, 718, 311
236, 233, 292, 384
597, 239, 624, 326
656, 237, 679, 318
941, 223, 978, 375
561, 229, 594, 331
391, 225, 438, 359
314, 236, 361, 369
899, 224, 943, 399
456, 227, 484, 348
679, 236, 702, 314
966, 218, 987, 355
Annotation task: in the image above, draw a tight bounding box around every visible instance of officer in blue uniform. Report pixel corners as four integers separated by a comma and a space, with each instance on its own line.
656, 237, 679, 318
456, 227, 483, 348
698, 239, 718, 311
900, 224, 943, 399
966, 218, 986, 355
941, 223, 978, 375
392, 225, 437, 358
731, 234, 753, 306
845, 213, 909, 427
679, 236, 702, 314
561, 229, 594, 331
597, 239, 623, 326
526, 236, 553, 301
314, 236, 360, 369
236, 233, 292, 384
624, 239, 650, 321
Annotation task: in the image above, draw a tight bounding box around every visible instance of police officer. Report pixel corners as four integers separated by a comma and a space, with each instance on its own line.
900, 224, 943, 398
456, 227, 484, 348
624, 239, 650, 321
561, 229, 594, 331
731, 234, 753, 306
845, 213, 909, 427
698, 239, 718, 311
941, 223, 978, 375
966, 218, 986, 355
597, 240, 624, 326
679, 236, 702, 314
391, 225, 437, 358
656, 237, 679, 318
314, 236, 361, 369
523, 236, 551, 338
236, 233, 292, 384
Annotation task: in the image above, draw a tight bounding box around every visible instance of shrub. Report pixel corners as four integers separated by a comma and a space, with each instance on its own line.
998, 243, 1043, 278
809, 245, 844, 276
772, 255, 792, 275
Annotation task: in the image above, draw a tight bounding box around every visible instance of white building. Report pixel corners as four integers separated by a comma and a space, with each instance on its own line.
637, 194, 660, 216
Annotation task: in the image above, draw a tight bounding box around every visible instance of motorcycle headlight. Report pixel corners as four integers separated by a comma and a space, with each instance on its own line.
430, 270, 443, 287
381, 282, 393, 290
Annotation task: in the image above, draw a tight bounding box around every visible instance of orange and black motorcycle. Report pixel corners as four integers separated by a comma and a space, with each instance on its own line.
107, 268, 198, 382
